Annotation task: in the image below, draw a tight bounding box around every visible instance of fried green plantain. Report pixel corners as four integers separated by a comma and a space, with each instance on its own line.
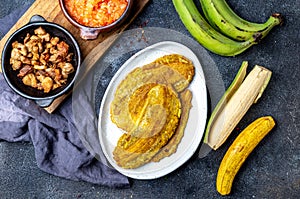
152, 89, 193, 162
113, 84, 181, 169
110, 54, 195, 132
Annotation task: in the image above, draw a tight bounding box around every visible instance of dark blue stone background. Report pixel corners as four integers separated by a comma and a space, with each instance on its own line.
0, 0, 299, 198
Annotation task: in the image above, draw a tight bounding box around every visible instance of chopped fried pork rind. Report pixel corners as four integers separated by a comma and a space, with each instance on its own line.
9, 27, 75, 93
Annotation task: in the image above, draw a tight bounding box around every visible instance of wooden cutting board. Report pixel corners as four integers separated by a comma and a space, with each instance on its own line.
0, 0, 150, 113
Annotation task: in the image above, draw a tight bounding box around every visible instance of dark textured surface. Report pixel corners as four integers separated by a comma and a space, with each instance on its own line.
1, 0, 300, 198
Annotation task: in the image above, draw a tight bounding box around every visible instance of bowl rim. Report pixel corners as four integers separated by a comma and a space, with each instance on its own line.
1, 16, 82, 103
58, 0, 132, 30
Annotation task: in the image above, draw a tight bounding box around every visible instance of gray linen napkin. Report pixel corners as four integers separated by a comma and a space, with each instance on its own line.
0, 73, 129, 187
0, 6, 129, 188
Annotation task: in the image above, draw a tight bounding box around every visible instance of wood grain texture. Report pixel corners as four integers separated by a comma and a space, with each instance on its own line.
0, 0, 150, 113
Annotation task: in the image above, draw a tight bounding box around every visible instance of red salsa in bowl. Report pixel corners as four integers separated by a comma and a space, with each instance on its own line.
64, 0, 128, 27
60, 0, 131, 39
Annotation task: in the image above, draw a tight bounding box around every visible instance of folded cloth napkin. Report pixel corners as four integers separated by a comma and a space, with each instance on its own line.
0, 6, 129, 188
0, 74, 129, 187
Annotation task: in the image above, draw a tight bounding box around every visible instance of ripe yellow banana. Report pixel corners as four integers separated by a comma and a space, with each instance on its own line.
216, 116, 276, 195
172, 0, 258, 56
200, 0, 283, 41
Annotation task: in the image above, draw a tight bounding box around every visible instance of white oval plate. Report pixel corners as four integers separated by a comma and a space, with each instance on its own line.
98, 41, 207, 179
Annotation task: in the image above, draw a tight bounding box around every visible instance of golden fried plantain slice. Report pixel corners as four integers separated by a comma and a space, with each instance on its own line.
110, 54, 194, 132
113, 84, 181, 169
151, 54, 195, 84
116, 84, 179, 150
128, 83, 169, 138
152, 89, 193, 162
128, 83, 158, 123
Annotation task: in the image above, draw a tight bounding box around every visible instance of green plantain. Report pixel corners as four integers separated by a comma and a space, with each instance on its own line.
172, 0, 259, 56
209, 0, 282, 31
200, 0, 283, 41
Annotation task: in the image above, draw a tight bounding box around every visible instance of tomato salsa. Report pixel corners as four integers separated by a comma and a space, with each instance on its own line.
64, 0, 129, 27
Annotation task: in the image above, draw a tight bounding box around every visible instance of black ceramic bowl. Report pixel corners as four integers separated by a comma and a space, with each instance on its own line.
1, 15, 81, 107
59, 0, 132, 40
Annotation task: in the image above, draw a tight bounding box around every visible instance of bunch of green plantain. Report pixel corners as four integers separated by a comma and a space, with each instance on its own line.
172, 0, 283, 56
